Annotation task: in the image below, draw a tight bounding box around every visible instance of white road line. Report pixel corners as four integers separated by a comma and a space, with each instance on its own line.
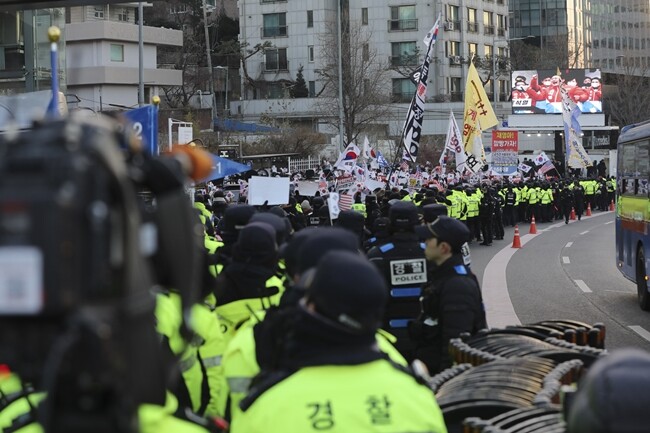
629, 325, 650, 342
580, 230, 590, 235
481, 212, 614, 329
562, 256, 570, 264
565, 242, 573, 248
575, 280, 592, 293
605, 221, 614, 225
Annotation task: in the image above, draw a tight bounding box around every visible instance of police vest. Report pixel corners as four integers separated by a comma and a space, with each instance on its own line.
505, 191, 516, 206
351, 203, 367, 218
230, 360, 447, 433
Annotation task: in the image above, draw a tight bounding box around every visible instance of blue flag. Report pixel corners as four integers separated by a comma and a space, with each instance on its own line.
376, 151, 390, 168
202, 154, 252, 182
124, 105, 159, 155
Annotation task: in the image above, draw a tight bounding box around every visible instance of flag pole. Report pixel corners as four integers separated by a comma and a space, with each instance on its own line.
46, 26, 61, 118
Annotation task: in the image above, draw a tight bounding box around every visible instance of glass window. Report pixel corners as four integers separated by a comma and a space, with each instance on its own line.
468, 43, 478, 56
390, 5, 417, 30
637, 140, 650, 178
362, 8, 368, 25
392, 78, 415, 102
308, 45, 314, 62
484, 44, 493, 57
94, 6, 104, 19
110, 44, 124, 62
265, 48, 287, 70
307, 10, 313, 28
391, 41, 417, 65
447, 5, 459, 21
263, 13, 287, 37
308, 81, 316, 97
622, 143, 636, 177
362, 43, 369, 61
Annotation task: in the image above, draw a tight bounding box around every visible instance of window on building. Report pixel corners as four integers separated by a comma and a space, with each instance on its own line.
484, 44, 493, 57
117, 8, 128, 22
446, 40, 461, 56
267, 83, 285, 99
447, 4, 459, 23
308, 45, 315, 62
265, 48, 288, 70
308, 81, 316, 97
263, 13, 287, 38
362, 8, 368, 25
391, 41, 417, 66
496, 14, 507, 36
389, 5, 417, 31
449, 77, 462, 101
468, 42, 478, 57
483, 11, 494, 35
110, 44, 124, 62
392, 78, 415, 102
170, 3, 188, 14
467, 8, 478, 32
94, 6, 105, 19
497, 46, 506, 57
307, 10, 313, 28
362, 43, 369, 61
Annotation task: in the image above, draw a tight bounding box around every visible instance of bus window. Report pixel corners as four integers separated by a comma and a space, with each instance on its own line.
622, 144, 636, 176
637, 140, 650, 178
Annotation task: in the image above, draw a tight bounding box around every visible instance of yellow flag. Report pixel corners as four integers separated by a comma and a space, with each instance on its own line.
462, 62, 498, 157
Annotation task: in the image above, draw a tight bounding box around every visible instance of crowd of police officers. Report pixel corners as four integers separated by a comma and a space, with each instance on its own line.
0, 111, 637, 433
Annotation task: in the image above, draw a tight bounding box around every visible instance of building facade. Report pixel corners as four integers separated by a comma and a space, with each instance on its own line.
65, 3, 182, 112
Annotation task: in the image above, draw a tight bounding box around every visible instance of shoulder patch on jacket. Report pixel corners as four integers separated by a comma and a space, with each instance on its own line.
379, 243, 395, 253
454, 265, 468, 275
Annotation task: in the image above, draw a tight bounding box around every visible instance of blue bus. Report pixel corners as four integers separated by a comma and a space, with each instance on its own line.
616, 119, 650, 310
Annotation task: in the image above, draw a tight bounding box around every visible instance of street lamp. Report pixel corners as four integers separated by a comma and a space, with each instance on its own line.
492, 35, 534, 103
214, 65, 229, 115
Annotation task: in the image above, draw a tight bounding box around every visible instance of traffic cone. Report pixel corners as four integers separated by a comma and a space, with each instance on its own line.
609, 200, 615, 211
529, 215, 538, 234
586, 202, 592, 216
570, 207, 576, 220
512, 225, 522, 248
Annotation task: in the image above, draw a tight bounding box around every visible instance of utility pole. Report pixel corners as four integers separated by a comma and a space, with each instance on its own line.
337, 0, 345, 151
138, 2, 144, 106
202, 0, 217, 130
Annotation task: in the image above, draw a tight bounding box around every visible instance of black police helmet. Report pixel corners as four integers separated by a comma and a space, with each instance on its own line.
389, 201, 419, 231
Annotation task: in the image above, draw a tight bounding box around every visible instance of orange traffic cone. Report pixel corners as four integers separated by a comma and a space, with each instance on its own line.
586, 202, 592, 216
570, 207, 576, 220
609, 200, 615, 211
512, 225, 522, 248
529, 215, 538, 234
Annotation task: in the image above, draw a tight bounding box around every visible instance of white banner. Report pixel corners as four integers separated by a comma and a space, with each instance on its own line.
247, 176, 291, 205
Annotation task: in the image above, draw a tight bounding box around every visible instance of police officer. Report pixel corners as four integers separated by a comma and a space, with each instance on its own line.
411, 216, 487, 374
230, 251, 447, 433
367, 201, 427, 362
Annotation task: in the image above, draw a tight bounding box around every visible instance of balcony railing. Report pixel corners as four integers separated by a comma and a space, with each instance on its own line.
261, 25, 288, 38
388, 19, 418, 32
389, 55, 419, 67
484, 25, 495, 35
467, 22, 478, 32
262, 61, 290, 72
497, 27, 506, 36
391, 92, 414, 103
450, 92, 463, 102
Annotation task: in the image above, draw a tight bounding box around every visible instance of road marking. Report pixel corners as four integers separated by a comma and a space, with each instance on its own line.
580, 230, 590, 235
563, 256, 570, 264
565, 242, 573, 248
481, 212, 613, 328
605, 221, 614, 225
575, 280, 592, 293
629, 325, 650, 342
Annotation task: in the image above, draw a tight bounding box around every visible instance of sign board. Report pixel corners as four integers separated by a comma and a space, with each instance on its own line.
124, 104, 158, 155
491, 130, 519, 176
296, 180, 320, 197
178, 126, 194, 144
248, 176, 291, 206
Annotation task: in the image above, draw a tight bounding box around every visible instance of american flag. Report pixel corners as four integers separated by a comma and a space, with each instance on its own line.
400, 159, 410, 171
338, 193, 354, 211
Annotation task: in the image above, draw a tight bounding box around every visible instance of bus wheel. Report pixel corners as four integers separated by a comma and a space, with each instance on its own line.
637, 248, 650, 311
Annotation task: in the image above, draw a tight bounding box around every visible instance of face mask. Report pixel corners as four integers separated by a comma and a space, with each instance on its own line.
592, 82, 600, 88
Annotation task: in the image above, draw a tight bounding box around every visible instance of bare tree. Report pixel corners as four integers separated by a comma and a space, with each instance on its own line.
603, 62, 650, 126
316, 20, 392, 146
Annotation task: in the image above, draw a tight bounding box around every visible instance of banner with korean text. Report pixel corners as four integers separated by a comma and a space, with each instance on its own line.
491, 130, 519, 176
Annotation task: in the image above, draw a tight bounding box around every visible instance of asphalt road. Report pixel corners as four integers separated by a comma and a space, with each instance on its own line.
468, 210, 650, 352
